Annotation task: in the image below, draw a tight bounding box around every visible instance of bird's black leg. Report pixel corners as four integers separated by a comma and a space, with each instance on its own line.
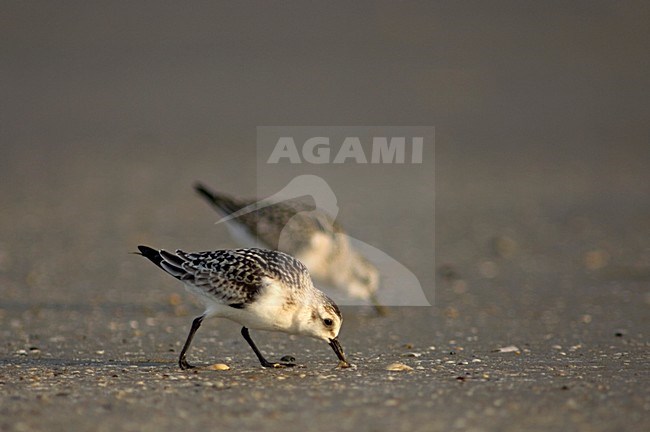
240, 327, 295, 368
369, 292, 388, 316
178, 315, 204, 370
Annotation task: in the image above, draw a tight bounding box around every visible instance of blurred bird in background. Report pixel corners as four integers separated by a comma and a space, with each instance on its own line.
194, 182, 385, 315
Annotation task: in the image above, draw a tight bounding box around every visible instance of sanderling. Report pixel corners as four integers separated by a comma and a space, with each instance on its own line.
194, 183, 385, 314
136, 245, 350, 369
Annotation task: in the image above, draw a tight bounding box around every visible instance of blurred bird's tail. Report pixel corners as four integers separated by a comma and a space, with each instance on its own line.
194, 182, 243, 215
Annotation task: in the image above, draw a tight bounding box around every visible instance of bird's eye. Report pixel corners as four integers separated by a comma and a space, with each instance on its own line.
323, 318, 333, 327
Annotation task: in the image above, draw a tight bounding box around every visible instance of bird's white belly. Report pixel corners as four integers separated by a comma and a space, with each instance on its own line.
202, 280, 299, 334
295, 231, 335, 280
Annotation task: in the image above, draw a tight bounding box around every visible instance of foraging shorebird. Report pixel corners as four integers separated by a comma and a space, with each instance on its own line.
137, 245, 349, 369
194, 182, 385, 314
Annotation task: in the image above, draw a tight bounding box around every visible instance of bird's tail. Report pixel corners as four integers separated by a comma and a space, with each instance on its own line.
136, 245, 187, 280
194, 182, 242, 215
136, 245, 165, 269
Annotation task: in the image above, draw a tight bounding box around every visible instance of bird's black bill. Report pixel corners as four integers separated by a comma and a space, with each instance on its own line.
329, 337, 350, 368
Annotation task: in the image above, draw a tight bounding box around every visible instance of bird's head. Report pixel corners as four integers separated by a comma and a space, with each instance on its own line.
304, 294, 349, 367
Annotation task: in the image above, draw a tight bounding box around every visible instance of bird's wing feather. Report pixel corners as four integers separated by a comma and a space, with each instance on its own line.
160, 249, 268, 307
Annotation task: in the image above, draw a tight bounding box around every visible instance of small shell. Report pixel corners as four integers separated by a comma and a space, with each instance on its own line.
400, 352, 422, 358
206, 363, 230, 371
386, 362, 413, 372
495, 345, 520, 353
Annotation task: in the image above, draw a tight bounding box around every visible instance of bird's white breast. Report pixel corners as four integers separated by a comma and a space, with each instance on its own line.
200, 277, 303, 334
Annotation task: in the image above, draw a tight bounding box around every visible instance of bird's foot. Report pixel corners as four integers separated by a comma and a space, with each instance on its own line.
179, 358, 196, 370
261, 357, 296, 368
